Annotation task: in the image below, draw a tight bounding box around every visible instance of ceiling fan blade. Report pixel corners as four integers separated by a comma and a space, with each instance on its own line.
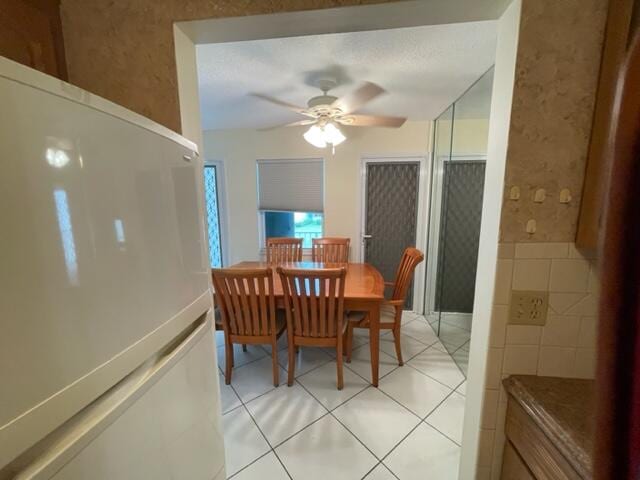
258, 119, 316, 131
339, 114, 407, 128
331, 82, 386, 115
250, 93, 314, 117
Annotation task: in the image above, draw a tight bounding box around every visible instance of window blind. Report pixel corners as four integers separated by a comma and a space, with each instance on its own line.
257, 159, 324, 212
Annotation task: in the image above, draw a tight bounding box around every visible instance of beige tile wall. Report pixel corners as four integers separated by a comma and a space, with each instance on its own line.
478, 242, 599, 479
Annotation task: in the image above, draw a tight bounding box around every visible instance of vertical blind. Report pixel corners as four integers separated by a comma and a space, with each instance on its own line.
257, 159, 324, 212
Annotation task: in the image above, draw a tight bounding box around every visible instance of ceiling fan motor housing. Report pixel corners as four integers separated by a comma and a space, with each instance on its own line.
307, 94, 339, 110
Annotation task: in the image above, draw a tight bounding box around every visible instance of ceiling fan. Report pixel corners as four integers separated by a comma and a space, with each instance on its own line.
251, 79, 407, 150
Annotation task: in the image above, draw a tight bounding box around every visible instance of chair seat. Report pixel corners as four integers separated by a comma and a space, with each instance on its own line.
347, 303, 397, 324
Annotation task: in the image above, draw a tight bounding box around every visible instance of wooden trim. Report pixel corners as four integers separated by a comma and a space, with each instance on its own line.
593, 29, 640, 480
502, 441, 536, 480
505, 398, 582, 480
0, 0, 67, 80
576, 0, 635, 249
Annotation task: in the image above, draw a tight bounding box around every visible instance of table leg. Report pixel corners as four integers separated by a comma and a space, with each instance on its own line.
369, 302, 381, 387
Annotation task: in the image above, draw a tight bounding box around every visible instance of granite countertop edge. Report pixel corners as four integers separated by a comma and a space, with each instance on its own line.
503, 375, 592, 478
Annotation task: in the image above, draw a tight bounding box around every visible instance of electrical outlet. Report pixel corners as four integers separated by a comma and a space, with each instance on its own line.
508, 290, 549, 325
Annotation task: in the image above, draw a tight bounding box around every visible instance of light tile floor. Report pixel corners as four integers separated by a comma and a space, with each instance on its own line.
217, 312, 468, 480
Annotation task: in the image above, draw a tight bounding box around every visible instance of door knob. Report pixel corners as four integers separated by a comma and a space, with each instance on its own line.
363, 234, 373, 239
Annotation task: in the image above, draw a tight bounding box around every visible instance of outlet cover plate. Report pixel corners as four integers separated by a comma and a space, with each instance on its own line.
508, 290, 549, 326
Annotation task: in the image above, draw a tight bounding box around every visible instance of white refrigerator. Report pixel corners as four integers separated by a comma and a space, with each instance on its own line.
0, 57, 226, 479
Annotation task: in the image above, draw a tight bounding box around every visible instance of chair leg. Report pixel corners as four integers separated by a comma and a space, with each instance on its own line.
336, 342, 344, 390
242, 344, 248, 352
287, 342, 295, 386
393, 327, 404, 366
271, 340, 279, 387
224, 342, 233, 385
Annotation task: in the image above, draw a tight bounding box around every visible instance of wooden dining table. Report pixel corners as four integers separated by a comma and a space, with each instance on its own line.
230, 261, 386, 386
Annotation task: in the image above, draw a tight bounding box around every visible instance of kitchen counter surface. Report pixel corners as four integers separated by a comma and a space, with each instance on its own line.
503, 375, 595, 478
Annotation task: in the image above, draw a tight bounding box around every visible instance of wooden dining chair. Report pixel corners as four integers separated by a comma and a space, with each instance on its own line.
277, 266, 347, 389
211, 277, 247, 352
211, 267, 286, 386
266, 237, 303, 263
345, 247, 424, 366
311, 237, 350, 263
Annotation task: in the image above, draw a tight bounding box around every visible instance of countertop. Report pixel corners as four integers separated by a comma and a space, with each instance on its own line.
503, 375, 595, 478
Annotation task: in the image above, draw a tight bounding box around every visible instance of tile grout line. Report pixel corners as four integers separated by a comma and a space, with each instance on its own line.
225, 347, 334, 408
225, 406, 275, 479
360, 462, 381, 480
253, 380, 333, 450
222, 314, 465, 479
224, 337, 462, 409
376, 386, 465, 471
422, 418, 462, 448
249, 407, 295, 479
223, 312, 443, 399
292, 379, 384, 466
421, 387, 465, 447
226, 449, 272, 479
374, 383, 431, 419
225, 369, 296, 480
321, 323, 462, 396
360, 460, 400, 480
292, 351, 457, 474
403, 356, 465, 391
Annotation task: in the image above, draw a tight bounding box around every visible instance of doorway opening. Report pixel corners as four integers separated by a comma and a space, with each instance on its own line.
174, 1, 520, 477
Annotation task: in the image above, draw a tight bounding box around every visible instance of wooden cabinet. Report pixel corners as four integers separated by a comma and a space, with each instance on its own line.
502, 399, 583, 479
502, 441, 536, 480
0, 0, 67, 79
576, 0, 637, 249
501, 376, 594, 479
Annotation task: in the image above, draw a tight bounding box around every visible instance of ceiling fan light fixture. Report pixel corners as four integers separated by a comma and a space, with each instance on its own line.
303, 122, 346, 149
303, 125, 327, 148
324, 122, 346, 146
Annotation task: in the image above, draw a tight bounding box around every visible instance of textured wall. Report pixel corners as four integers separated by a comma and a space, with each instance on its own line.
60, 0, 608, 242
500, 0, 607, 242
59, 0, 395, 133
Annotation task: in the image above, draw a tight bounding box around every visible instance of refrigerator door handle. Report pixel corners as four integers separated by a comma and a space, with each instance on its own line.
7, 315, 212, 479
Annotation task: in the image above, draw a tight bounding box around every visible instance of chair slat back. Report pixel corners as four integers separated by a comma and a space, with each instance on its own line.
211, 268, 277, 337
311, 237, 350, 263
277, 267, 346, 339
391, 247, 425, 302
266, 237, 303, 263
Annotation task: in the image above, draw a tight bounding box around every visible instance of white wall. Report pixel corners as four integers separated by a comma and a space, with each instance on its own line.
202, 121, 431, 265
458, 1, 521, 478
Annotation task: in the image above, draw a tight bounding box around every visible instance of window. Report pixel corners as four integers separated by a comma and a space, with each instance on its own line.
203, 165, 223, 267
264, 211, 323, 248
257, 158, 324, 249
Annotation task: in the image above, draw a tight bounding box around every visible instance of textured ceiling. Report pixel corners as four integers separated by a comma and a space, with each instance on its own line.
197, 21, 497, 130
